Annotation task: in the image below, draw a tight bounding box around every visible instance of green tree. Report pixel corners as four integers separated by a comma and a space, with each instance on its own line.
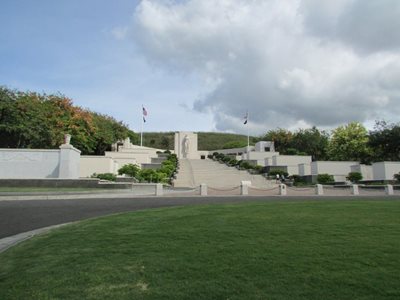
328, 122, 372, 163
263, 128, 293, 154
292, 127, 329, 160
368, 121, 400, 161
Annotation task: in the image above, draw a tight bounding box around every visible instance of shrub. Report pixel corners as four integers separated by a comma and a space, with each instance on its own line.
253, 165, 264, 174
268, 170, 289, 177
118, 164, 140, 177
239, 161, 254, 170
317, 174, 334, 184
164, 150, 171, 154
347, 172, 363, 183
292, 175, 307, 186
394, 172, 400, 182
91, 173, 116, 181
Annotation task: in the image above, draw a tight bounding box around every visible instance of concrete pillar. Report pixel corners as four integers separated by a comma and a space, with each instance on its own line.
59, 144, 81, 179
155, 183, 163, 196
351, 184, 359, 195
279, 184, 287, 196
385, 184, 394, 195
315, 184, 324, 195
241, 181, 250, 195
200, 183, 207, 196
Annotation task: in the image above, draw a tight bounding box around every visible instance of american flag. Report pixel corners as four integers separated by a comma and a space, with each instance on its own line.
142, 106, 148, 122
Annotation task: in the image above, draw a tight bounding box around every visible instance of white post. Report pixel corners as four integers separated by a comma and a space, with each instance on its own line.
385, 184, 394, 195
279, 184, 287, 196
315, 184, 324, 195
155, 183, 163, 196
351, 184, 359, 195
241, 181, 250, 195
200, 184, 207, 196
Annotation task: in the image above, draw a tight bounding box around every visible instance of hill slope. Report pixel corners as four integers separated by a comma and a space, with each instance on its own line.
142, 132, 258, 151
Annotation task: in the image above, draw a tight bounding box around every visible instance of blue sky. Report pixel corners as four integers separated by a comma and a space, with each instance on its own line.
0, 0, 213, 133
1, 0, 400, 135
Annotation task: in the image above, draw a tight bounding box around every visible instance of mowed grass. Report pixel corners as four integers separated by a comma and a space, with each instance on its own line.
0, 200, 400, 299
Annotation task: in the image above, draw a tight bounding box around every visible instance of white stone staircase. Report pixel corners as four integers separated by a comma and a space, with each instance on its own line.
173, 159, 274, 188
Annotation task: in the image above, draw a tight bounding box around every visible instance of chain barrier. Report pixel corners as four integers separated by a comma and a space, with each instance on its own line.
287, 186, 314, 192
208, 186, 241, 192
248, 186, 279, 192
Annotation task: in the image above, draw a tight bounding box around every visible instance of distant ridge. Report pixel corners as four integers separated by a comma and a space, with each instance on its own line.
141, 132, 258, 151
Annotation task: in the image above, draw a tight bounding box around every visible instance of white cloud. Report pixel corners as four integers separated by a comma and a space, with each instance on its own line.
125, 0, 400, 133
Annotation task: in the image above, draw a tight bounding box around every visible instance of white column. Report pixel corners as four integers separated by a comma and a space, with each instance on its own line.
155, 183, 163, 196
351, 184, 359, 195
200, 183, 207, 196
315, 184, 324, 195
279, 184, 287, 196
241, 181, 250, 195
385, 185, 394, 195
59, 144, 81, 179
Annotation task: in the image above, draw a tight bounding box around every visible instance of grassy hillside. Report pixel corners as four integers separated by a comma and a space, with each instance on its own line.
141, 132, 258, 151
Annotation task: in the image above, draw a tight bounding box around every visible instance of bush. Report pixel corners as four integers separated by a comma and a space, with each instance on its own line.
239, 161, 253, 170
347, 172, 363, 183
317, 174, 334, 184
91, 173, 116, 181
394, 172, 400, 182
268, 170, 289, 177
118, 164, 140, 177
292, 175, 307, 186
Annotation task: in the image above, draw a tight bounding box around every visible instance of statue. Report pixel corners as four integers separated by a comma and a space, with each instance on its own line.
183, 135, 190, 157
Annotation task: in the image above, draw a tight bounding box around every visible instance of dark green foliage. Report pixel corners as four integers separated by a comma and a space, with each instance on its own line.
368, 121, 400, 161
394, 172, 400, 182
0, 86, 137, 154
317, 173, 335, 184
262, 127, 329, 160
137, 154, 178, 184
347, 172, 363, 183
222, 140, 248, 149
291, 175, 308, 186
268, 169, 289, 177
90, 173, 116, 181
118, 164, 140, 177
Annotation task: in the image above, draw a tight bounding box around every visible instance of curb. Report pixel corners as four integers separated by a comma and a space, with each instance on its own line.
0, 223, 72, 253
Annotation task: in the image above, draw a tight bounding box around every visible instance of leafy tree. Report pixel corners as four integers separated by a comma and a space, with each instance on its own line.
0, 86, 136, 154
292, 127, 329, 160
368, 121, 400, 161
263, 128, 293, 154
328, 122, 372, 163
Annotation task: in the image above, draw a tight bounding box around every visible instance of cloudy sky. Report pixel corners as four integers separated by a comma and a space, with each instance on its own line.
1, 0, 399, 135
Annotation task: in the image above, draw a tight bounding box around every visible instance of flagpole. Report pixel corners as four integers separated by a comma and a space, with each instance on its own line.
140, 105, 143, 147
247, 111, 250, 160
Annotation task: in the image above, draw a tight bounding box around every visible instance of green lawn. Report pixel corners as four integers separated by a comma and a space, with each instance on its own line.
1, 200, 399, 299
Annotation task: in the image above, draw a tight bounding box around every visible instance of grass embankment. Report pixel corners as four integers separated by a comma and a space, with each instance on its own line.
1, 200, 399, 299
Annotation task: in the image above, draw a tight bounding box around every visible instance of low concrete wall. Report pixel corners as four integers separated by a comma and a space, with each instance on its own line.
0, 145, 80, 179
0, 178, 101, 188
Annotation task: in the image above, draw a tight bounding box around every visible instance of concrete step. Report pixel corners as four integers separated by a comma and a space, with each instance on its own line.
174, 159, 274, 188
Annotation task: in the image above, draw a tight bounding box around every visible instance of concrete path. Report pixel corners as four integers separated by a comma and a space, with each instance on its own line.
174, 159, 274, 188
